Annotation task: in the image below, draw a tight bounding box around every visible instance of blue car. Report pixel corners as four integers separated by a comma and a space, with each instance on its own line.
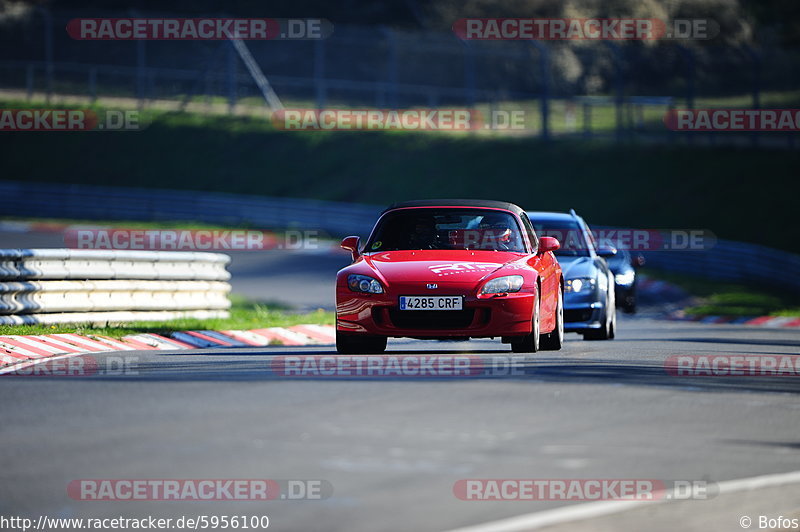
527, 210, 617, 340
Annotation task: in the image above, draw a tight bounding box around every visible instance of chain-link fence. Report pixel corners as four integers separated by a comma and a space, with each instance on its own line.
1, 8, 799, 144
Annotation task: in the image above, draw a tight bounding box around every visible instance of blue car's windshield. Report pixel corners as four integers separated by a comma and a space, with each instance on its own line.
529, 219, 591, 257
606, 249, 631, 268
367, 208, 526, 253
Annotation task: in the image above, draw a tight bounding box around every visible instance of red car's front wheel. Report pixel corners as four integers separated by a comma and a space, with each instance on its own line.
511, 290, 540, 353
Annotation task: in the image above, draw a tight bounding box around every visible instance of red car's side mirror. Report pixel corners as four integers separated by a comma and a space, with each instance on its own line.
341, 236, 361, 261
538, 236, 560, 254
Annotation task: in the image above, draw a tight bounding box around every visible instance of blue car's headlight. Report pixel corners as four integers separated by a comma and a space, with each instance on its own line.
481, 275, 524, 295
565, 277, 596, 293
614, 270, 635, 286
347, 274, 384, 294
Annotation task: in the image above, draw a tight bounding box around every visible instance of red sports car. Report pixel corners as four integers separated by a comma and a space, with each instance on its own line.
335, 200, 564, 354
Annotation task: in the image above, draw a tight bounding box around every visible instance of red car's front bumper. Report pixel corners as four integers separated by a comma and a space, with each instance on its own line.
336, 286, 535, 339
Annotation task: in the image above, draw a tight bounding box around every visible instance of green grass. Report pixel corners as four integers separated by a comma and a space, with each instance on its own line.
15, 89, 800, 135
0, 296, 334, 339
645, 268, 800, 317
2, 96, 799, 255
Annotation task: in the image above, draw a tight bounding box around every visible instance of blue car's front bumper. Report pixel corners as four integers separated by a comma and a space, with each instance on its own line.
563, 291, 607, 331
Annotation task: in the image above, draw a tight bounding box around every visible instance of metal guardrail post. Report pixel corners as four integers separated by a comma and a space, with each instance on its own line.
741, 45, 761, 110
136, 32, 146, 108
528, 40, 550, 141
89, 67, 97, 103
583, 102, 592, 138
314, 38, 327, 109
36, 7, 54, 103
742, 45, 762, 148
380, 26, 399, 109
676, 45, 695, 109
462, 40, 477, 110
227, 40, 237, 113
204, 69, 213, 107
603, 42, 625, 142
26, 64, 34, 101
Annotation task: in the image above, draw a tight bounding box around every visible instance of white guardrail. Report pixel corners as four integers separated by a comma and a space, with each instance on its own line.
0, 249, 231, 325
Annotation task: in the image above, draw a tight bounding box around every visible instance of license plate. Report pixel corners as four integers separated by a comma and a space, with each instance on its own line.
399, 296, 463, 311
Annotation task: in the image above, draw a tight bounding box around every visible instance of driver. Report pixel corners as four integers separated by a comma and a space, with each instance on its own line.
479, 214, 517, 251
408, 216, 438, 249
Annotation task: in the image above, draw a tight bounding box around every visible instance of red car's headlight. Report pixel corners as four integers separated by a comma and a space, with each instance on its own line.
481, 275, 524, 295
347, 274, 384, 294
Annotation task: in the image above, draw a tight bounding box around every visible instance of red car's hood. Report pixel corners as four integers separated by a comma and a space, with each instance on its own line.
363, 250, 527, 284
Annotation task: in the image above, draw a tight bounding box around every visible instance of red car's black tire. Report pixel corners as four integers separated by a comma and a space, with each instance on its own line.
336, 331, 387, 354
540, 284, 564, 351
511, 290, 540, 353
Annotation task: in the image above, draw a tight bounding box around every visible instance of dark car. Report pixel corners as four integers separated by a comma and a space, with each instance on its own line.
605, 248, 645, 314
527, 210, 616, 340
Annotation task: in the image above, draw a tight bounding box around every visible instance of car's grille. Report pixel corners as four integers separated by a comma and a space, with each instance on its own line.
564, 309, 594, 323
386, 309, 477, 329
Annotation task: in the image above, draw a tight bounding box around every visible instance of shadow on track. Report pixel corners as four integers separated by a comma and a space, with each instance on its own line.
722, 439, 800, 450
663, 337, 800, 348
13, 347, 799, 396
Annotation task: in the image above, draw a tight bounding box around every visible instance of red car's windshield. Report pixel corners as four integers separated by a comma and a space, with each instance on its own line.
366, 208, 526, 253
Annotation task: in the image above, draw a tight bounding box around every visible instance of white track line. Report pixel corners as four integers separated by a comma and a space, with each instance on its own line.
445, 470, 800, 532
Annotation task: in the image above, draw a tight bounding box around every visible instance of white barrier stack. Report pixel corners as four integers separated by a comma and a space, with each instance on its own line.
0, 249, 231, 325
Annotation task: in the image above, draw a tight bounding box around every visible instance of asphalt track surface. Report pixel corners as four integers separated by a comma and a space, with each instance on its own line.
2, 230, 800, 531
